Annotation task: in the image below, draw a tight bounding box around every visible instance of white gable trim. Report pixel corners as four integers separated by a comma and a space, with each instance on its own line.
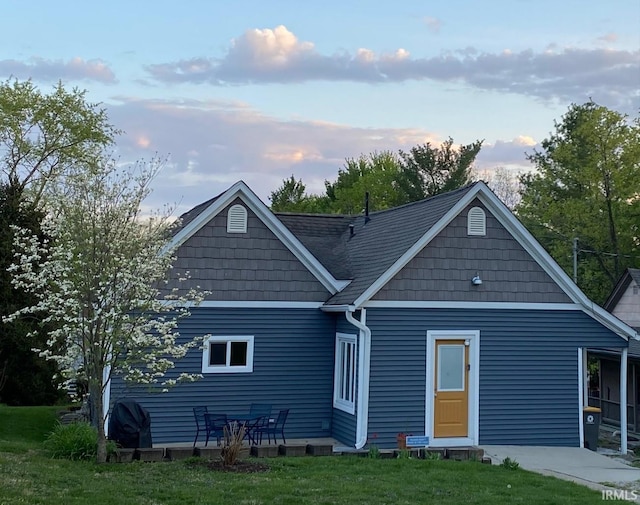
352, 182, 636, 340
167, 181, 349, 295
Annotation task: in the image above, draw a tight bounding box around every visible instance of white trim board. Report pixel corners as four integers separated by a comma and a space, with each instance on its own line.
196, 301, 325, 309
426, 330, 480, 448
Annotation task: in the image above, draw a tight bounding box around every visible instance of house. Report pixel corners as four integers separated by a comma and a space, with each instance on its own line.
107, 181, 637, 450
589, 269, 640, 432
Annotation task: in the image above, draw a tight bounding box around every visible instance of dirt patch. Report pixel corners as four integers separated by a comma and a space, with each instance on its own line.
187, 459, 270, 473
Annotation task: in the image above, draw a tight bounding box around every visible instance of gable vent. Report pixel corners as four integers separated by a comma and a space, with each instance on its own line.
467, 207, 486, 236
227, 204, 247, 233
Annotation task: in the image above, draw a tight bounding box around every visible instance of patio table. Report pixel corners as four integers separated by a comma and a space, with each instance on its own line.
225, 414, 268, 445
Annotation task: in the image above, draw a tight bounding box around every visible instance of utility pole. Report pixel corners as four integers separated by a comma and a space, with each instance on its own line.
573, 237, 578, 284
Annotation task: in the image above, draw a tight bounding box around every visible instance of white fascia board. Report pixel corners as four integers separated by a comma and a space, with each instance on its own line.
166, 180, 348, 295
320, 304, 353, 313
196, 301, 324, 309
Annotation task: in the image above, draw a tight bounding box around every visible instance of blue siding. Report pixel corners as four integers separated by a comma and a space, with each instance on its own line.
365, 308, 627, 448
109, 308, 335, 444
331, 315, 359, 446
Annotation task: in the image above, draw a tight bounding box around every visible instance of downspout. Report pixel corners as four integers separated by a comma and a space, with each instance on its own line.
621, 346, 628, 455
346, 308, 371, 450
102, 364, 111, 437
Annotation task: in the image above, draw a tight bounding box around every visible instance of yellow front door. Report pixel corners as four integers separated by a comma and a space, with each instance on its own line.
433, 339, 469, 438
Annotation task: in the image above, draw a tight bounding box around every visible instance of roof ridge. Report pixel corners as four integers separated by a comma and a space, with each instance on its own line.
367, 181, 479, 217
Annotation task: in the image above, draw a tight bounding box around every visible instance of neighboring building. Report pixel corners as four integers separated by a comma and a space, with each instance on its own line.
108, 181, 637, 450
590, 269, 640, 431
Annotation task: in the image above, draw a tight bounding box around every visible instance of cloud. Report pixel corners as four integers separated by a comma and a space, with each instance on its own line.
0, 57, 116, 83
597, 33, 618, 44
105, 97, 440, 213
145, 25, 639, 111
475, 136, 539, 170
423, 16, 442, 34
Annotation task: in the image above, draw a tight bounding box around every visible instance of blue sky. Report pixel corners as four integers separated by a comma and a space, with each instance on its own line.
2, 0, 639, 213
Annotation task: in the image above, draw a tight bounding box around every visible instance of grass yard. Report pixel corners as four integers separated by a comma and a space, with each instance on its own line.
0, 405, 608, 505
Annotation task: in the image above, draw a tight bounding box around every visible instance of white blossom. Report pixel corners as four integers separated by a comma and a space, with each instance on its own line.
4, 156, 209, 460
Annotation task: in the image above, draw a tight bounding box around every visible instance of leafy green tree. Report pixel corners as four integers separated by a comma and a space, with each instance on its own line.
324, 150, 420, 213
0, 183, 62, 405
399, 137, 483, 197
271, 139, 483, 214
0, 79, 118, 204
269, 175, 330, 213
0, 79, 118, 405
517, 101, 640, 303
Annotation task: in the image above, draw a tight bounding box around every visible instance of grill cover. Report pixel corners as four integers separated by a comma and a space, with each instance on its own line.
108, 400, 152, 448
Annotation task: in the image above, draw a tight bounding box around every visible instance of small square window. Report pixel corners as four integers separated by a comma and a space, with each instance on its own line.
202, 336, 254, 374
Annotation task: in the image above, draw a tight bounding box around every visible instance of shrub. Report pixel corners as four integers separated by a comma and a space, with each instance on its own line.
44, 422, 98, 461
221, 421, 245, 466
500, 457, 520, 470
367, 444, 380, 459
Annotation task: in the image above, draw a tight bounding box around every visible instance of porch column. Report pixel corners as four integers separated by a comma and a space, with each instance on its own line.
582, 348, 588, 405
621, 347, 628, 455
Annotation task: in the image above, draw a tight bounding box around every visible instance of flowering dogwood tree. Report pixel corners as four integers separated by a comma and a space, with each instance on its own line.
5, 157, 208, 462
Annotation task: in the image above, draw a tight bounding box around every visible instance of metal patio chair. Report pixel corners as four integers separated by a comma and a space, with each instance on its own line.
259, 408, 289, 445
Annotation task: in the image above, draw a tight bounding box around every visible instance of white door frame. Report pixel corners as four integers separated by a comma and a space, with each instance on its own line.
426, 330, 480, 447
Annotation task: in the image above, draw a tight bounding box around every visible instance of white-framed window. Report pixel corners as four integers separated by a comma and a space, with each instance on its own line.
202, 336, 254, 373
467, 206, 486, 236
333, 333, 356, 414
227, 204, 248, 233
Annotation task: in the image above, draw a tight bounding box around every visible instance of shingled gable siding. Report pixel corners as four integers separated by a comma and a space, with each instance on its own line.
372, 200, 571, 303
331, 316, 359, 447
363, 308, 626, 449
164, 198, 330, 302
109, 307, 336, 444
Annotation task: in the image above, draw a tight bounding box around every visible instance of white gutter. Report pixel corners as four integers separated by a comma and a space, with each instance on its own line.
102, 364, 111, 436
346, 308, 371, 450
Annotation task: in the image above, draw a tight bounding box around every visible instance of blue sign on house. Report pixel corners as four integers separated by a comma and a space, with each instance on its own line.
406, 435, 430, 447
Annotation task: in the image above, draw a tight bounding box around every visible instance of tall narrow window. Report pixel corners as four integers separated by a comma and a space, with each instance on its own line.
227, 204, 247, 233
333, 333, 356, 414
467, 207, 486, 236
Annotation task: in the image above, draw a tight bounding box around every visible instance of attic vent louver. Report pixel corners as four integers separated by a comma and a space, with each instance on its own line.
467, 207, 486, 236
227, 204, 247, 233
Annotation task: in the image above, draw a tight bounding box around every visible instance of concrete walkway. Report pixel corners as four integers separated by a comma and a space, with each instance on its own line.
482, 445, 640, 497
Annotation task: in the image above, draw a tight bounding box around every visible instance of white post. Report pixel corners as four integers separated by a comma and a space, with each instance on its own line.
578, 348, 585, 448
621, 347, 628, 455
582, 348, 589, 405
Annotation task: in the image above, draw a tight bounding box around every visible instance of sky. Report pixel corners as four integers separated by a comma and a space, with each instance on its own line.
2, 0, 639, 215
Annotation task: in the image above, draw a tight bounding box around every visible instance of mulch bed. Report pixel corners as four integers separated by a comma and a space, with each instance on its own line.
187, 459, 270, 473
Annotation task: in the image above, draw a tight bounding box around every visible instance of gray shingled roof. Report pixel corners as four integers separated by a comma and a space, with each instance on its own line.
277, 184, 476, 305
605, 268, 640, 312
177, 182, 477, 306
176, 194, 222, 230
275, 213, 355, 280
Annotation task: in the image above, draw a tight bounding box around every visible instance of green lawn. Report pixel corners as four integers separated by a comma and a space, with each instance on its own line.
0, 405, 608, 505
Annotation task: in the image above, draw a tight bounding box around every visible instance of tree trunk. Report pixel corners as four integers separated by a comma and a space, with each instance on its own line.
89, 382, 108, 463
